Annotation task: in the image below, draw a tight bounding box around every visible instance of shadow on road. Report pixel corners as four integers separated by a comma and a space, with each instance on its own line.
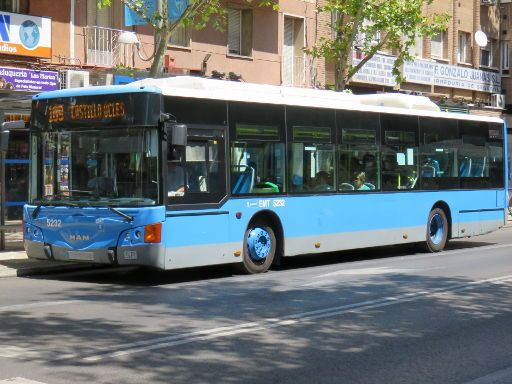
23, 238, 498, 288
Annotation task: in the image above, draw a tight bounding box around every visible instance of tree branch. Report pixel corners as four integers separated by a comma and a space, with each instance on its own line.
346, 33, 389, 83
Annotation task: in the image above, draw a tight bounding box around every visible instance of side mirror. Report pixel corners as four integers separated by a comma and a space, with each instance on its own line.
0, 130, 9, 152
167, 123, 187, 146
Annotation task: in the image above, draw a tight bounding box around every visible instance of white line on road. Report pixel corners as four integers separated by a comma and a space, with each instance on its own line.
0, 300, 83, 313
0, 378, 47, 384
79, 274, 512, 362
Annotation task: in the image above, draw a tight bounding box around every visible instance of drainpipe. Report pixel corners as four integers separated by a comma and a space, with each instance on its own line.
70, 0, 75, 63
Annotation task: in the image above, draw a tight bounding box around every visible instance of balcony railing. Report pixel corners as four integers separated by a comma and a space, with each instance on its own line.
86, 26, 123, 67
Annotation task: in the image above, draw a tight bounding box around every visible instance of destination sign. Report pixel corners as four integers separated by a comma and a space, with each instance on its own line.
48, 101, 126, 123
31, 92, 162, 130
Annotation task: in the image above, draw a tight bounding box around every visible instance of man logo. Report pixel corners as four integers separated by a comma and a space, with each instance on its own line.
69, 234, 90, 241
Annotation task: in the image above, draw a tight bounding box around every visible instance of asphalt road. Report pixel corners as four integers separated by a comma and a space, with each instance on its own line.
1, 225, 512, 384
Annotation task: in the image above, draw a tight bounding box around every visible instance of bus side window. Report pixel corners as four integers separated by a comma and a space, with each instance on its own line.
287, 106, 336, 194
338, 111, 380, 192
380, 114, 419, 191
229, 102, 286, 195
419, 117, 459, 190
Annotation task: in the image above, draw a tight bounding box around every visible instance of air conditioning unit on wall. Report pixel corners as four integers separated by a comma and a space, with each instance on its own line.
59, 70, 90, 89
491, 93, 506, 109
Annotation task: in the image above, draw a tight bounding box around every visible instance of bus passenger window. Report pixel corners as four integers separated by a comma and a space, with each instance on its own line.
288, 107, 336, 193
419, 117, 459, 190
231, 141, 285, 194
338, 111, 380, 192
229, 102, 286, 195
380, 114, 419, 191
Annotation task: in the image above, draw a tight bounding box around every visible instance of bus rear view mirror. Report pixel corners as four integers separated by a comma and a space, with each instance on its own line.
168, 124, 187, 146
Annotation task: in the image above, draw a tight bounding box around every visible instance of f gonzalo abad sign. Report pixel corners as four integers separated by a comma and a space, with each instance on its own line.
352, 53, 501, 94
433, 64, 500, 93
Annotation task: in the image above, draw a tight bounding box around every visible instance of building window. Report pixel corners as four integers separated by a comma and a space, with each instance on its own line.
409, 35, 423, 58
228, 8, 253, 57
356, 19, 381, 49
480, 39, 497, 68
458, 32, 472, 64
501, 41, 509, 74
0, 0, 18, 12
169, 26, 189, 48
431, 31, 444, 59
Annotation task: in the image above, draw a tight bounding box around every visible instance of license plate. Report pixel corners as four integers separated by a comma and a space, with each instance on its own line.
68, 251, 94, 261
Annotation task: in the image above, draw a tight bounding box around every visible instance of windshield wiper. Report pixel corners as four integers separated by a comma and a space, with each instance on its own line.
31, 199, 78, 219
107, 206, 133, 222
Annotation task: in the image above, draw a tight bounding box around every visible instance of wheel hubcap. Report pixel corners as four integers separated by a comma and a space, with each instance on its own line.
247, 227, 272, 262
429, 213, 444, 245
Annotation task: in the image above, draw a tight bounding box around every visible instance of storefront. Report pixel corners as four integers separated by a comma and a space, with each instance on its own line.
0, 9, 58, 246
0, 69, 59, 246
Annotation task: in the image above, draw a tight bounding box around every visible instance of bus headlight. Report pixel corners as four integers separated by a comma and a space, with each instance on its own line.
144, 223, 162, 243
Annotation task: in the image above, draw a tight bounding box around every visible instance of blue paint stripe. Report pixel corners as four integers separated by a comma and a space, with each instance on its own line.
5, 201, 26, 207
3, 159, 29, 164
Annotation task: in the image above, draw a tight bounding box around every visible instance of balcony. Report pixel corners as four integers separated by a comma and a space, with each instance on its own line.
85, 26, 123, 67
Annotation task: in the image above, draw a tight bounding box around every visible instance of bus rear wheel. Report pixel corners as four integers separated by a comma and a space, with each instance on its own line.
424, 208, 448, 252
238, 220, 276, 274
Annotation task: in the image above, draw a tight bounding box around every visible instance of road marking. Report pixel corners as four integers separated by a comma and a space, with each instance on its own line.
0, 300, 83, 313
79, 274, 512, 362
0, 379, 48, 384
463, 365, 512, 384
0, 346, 40, 359
313, 266, 446, 279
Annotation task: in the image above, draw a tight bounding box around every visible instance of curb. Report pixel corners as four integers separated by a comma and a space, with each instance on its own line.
0, 261, 104, 278
16, 262, 103, 277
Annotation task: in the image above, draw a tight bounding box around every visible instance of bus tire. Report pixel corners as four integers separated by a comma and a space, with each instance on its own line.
238, 220, 276, 274
424, 208, 448, 252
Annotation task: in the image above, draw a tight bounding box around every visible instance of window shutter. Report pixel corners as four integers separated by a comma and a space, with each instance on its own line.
283, 18, 294, 86
228, 9, 241, 55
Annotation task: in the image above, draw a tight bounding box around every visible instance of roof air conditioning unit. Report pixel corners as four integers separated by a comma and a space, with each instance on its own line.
481, 0, 496, 5
59, 70, 90, 89
491, 93, 506, 109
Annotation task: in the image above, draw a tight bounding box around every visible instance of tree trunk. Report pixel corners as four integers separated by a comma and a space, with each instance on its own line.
149, 29, 170, 77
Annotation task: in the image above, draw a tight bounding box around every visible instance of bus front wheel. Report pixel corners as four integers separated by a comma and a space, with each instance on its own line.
424, 208, 448, 252
238, 220, 276, 274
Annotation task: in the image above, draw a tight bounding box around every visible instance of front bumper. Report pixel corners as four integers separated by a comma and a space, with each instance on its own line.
25, 240, 166, 269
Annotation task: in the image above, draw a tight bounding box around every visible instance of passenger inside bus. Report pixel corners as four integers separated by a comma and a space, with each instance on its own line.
354, 172, 371, 190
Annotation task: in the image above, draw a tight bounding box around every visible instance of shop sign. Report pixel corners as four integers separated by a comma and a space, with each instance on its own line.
433, 63, 501, 93
403, 59, 435, 85
352, 52, 501, 93
0, 67, 59, 92
0, 11, 51, 58
352, 53, 396, 86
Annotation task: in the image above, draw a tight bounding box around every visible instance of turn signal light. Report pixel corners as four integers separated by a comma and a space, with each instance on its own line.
144, 223, 162, 243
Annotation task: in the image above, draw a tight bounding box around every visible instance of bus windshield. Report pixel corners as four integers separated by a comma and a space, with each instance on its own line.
33, 127, 159, 206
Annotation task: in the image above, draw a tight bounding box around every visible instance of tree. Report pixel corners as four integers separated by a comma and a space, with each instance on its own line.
100, 0, 276, 77
306, 0, 450, 90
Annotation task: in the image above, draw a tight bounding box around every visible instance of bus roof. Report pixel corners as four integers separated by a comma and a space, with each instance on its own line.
32, 84, 162, 100
131, 76, 504, 124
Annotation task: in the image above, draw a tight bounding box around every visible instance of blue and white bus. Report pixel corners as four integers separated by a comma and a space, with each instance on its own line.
20, 76, 508, 274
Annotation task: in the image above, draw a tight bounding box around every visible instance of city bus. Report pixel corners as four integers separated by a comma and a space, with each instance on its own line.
18, 76, 508, 274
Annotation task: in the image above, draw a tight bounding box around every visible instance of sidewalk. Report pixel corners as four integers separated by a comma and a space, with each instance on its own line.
0, 230, 97, 278
0, 249, 98, 278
